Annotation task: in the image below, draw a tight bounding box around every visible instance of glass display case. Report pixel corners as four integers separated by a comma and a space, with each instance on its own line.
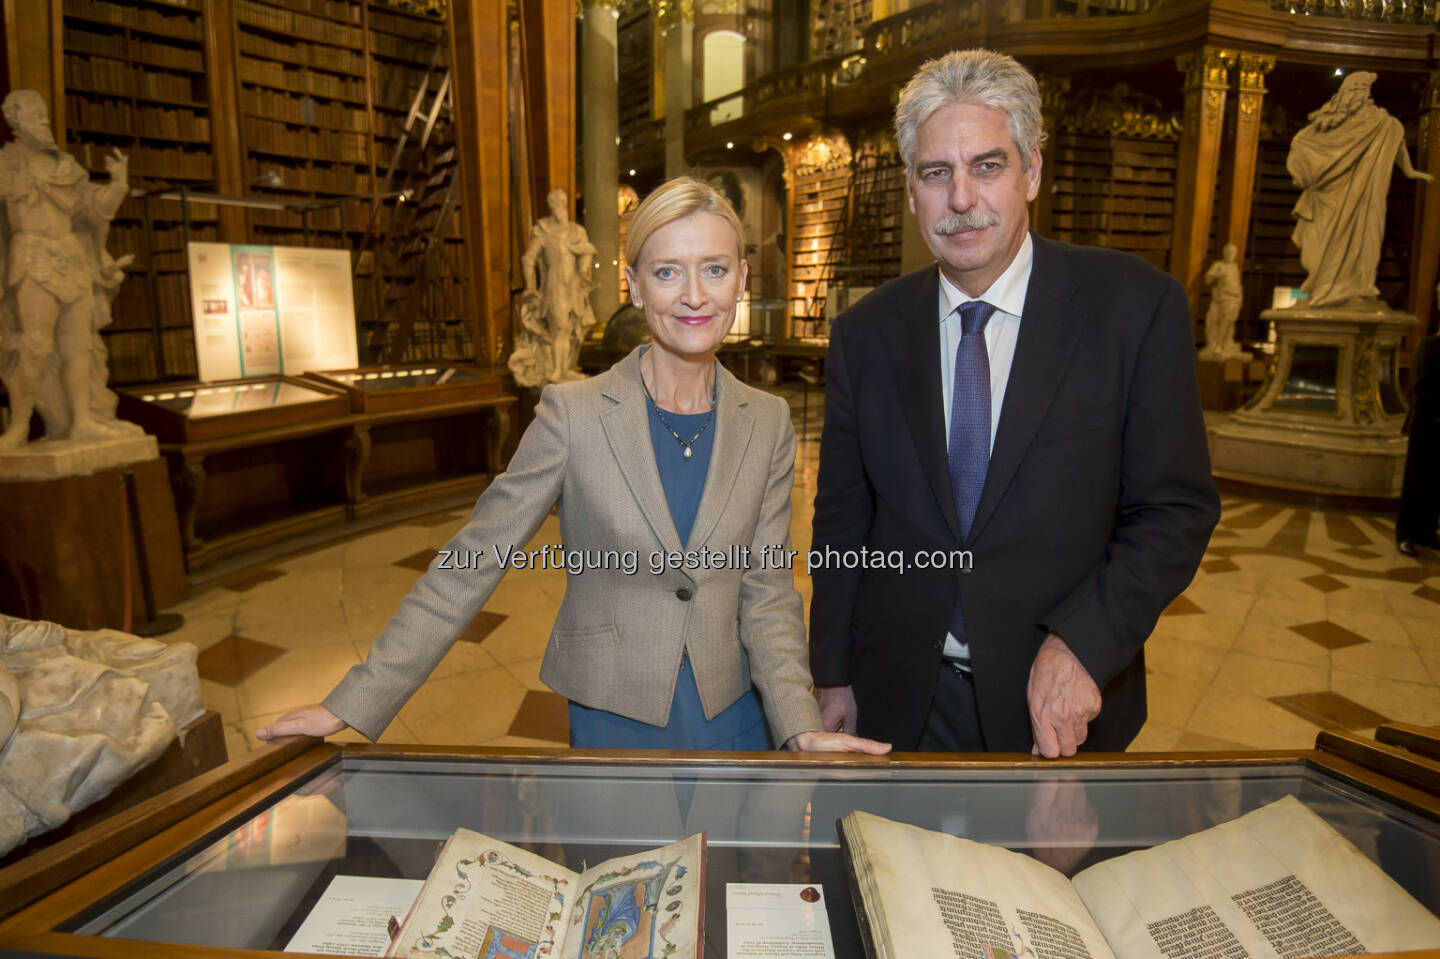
116, 376, 352, 443
303, 364, 508, 414
2, 728, 1439, 958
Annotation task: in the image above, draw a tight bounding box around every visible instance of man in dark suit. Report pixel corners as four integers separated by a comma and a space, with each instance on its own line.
1397, 333, 1440, 556
809, 49, 1219, 757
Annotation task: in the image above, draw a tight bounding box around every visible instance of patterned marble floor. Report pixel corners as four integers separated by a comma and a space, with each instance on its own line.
157, 383, 1440, 759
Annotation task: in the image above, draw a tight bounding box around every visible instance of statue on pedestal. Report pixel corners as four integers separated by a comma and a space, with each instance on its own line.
509, 188, 598, 387
1198, 244, 1250, 361
1286, 71, 1432, 308
0, 90, 139, 451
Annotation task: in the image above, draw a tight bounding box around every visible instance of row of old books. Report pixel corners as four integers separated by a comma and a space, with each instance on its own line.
236, 0, 364, 48
242, 88, 367, 131
64, 0, 202, 40
244, 117, 368, 163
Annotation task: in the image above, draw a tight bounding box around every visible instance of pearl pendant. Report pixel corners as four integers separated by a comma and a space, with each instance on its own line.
683, 446, 693, 459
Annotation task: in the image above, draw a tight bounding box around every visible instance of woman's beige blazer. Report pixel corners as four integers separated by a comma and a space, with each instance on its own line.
324, 347, 823, 746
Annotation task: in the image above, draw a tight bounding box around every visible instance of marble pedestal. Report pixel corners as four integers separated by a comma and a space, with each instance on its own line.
1208, 301, 1411, 495
0, 433, 157, 480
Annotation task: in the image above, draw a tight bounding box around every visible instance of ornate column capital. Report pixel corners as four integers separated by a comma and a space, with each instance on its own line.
1422, 71, 1440, 112
1236, 53, 1275, 95
651, 0, 693, 26
1035, 73, 1070, 114
1176, 47, 1236, 91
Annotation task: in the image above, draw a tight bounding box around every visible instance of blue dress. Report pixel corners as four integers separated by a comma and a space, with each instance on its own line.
567, 395, 772, 750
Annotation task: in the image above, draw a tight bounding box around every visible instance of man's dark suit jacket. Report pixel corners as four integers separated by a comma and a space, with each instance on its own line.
1398, 335, 1440, 542
809, 233, 1220, 752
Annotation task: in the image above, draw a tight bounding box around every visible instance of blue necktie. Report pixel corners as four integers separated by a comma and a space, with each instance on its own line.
947, 300, 996, 645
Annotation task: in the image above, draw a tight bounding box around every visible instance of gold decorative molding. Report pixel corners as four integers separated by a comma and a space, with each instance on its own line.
1062, 85, 1181, 140
1353, 335, 1381, 424
651, 0, 692, 26
695, 0, 742, 13
1422, 72, 1440, 112
788, 131, 853, 177
579, 0, 623, 13
1176, 47, 1235, 91
1036, 74, 1071, 115
1237, 53, 1275, 95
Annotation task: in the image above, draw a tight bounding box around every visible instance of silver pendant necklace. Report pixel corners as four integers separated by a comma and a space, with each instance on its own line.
641, 368, 717, 459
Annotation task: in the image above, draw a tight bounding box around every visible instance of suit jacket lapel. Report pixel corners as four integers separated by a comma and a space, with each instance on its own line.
688, 364, 753, 549
600, 349, 684, 553
969, 234, 1085, 543
883, 267, 965, 545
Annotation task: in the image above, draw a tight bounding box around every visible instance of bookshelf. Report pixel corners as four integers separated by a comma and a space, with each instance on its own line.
788, 166, 850, 338
234, 0, 373, 252
359, 1, 468, 363
61, 0, 217, 383
56, 0, 474, 384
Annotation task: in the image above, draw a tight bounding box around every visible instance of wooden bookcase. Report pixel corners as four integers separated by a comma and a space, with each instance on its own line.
61, 0, 218, 382
788, 166, 850, 338
359, 1, 469, 364
1047, 130, 1178, 271
234, 0, 373, 251
56, 0, 470, 385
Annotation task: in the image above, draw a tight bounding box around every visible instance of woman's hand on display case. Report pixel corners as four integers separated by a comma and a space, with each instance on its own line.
256, 704, 348, 741
785, 730, 892, 754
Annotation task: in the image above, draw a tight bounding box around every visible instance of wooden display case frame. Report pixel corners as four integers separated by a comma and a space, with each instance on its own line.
302, 362, 508, 413
3, 727, 1440, 958
116, 375, 352, 443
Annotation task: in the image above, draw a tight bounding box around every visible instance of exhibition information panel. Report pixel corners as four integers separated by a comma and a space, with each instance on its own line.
63, 754, 1440, 957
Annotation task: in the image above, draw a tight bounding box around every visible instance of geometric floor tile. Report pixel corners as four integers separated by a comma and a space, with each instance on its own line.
1386, 566, 1430, 583
1208, 528, 1240, 538
1414, 584, 1440, 606
395, 548, 437, 573
1268, 690, 1388, 730
1289, 621, 1369, 650
216, 567, 287, 593
196, 634, 287, 686
458, 610, 509, 645
1266, 509, 1311, 551
1300, 573, 1347, 593
1163, 595, 1205, 616
1323, 514, 1371, 548
1225, 502, 1286, 530
1201, 557, 1240, 574
1335, 546, 1379, 559
507, 689, 569, 742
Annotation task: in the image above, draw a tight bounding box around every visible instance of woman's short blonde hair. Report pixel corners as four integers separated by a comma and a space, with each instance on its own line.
625, 176, 745, 265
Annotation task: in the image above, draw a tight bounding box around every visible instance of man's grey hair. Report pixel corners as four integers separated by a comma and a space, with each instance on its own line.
2, 90, 45, 129
895, 49, 1046, 171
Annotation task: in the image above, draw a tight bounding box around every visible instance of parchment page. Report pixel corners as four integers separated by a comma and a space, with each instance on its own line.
561, 834, 706, 959
1071, 795, 1440, 959
387, 829, 577, 959
841, 811, 1119, 959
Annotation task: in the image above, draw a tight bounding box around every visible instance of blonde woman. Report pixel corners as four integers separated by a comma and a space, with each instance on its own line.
260, 178, 889, 754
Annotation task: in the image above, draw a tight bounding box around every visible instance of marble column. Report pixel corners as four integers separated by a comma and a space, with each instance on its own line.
1170, 47, 1235, 329
582, 2, 621, 323
659, 2, 694, 177
1217, 53, 1274, 271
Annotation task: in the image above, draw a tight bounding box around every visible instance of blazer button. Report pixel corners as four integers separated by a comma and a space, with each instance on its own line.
676, 587, 693, 602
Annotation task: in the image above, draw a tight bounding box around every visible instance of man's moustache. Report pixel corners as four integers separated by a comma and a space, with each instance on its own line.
934, 212, 1001, 235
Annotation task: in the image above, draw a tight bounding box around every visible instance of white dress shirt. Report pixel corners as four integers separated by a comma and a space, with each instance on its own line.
938, 232, 1034, 660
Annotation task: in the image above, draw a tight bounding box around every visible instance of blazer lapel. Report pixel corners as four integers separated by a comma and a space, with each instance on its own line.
600, 349, 684, 553
969, 234, 1085, 543
883, 268, 965, 545
687, 364, 753, 549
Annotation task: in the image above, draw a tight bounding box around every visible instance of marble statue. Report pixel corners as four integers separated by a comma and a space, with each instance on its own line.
1286, 71, 1432, 308
1199, 244, 1250, 361
0, 613, 203, 856
509, 188, 598, 387
0, 89, 140, 451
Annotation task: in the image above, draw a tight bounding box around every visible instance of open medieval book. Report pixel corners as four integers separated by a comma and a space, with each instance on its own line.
840, 796, 1440, 959
386, 830, 705, 959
